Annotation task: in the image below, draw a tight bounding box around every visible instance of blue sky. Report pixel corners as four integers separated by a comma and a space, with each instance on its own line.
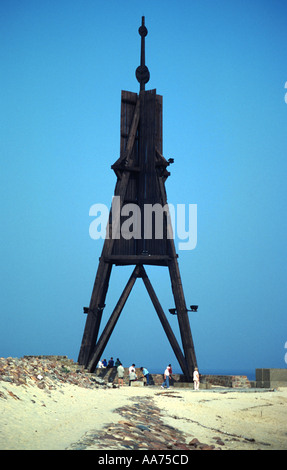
1, 0, 287, 377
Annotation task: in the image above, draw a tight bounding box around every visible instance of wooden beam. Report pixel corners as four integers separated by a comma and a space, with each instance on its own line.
86, 265, 141, 372
104, 255, 171, 266
139, 266, 189, 377
168, 258, 197, 379
112, 97, 140, 171
78, 261, 112, 365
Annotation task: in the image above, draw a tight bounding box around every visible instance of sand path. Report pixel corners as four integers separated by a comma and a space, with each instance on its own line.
1, 382, 286, 450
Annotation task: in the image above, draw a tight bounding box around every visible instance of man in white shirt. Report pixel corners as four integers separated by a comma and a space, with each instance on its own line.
129, 364, 135, 374
117, 362, 125, 387
161, 367, 170, 388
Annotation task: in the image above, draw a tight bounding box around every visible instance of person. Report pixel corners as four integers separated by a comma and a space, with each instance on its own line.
115, 358, 121, 367
129, 368, 137, 386
117, 362, 125, 387
107, 357, 114, 368
193, 367, 200, 390
161, 367, 170, 389
140, 367, 150, 385
97, 360, 104, 368
102, 359, 107, 367
129, 364, 135, 374
167, 364, 172, 383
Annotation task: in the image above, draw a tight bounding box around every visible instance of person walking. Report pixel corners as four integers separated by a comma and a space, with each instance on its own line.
161, 366, 170, 389
167, 364, 173, 384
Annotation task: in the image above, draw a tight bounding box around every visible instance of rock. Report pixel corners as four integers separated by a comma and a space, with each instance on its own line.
136, 424, 150, 432
118, 420, 134, 427
215, 439, 225, 446
37, 382, 46, 390
93, 377, 105, 385
189, 438, 200, 447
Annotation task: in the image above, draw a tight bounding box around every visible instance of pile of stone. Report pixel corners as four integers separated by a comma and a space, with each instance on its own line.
67, 395, 222, 451
0, 355, 109, 392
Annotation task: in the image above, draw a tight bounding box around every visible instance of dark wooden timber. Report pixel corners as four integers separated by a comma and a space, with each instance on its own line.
139, 266, 189, 377
87, 266, 140, 372
78, 17, 198, 379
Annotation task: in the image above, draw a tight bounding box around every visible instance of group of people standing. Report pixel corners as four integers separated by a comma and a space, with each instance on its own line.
98, 358, 200, 390
98, 357, 121, 368
98, 358, 150, 387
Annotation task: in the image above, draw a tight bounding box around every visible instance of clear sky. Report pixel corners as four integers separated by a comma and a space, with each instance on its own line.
1, 0, 287, 377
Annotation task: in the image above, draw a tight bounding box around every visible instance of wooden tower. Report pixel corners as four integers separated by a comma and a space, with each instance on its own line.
78, 17, 198, 380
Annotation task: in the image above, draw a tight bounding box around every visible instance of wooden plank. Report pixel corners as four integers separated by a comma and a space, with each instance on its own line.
113, 91, 139, 171
155, 94, 163, 155
122, 98, 140, 164
112, 94, 141, 257
138, 90, 157, 255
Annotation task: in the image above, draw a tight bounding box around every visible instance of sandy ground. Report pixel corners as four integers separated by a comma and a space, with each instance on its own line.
153, 388, 287, 450
0, 381, 286, 450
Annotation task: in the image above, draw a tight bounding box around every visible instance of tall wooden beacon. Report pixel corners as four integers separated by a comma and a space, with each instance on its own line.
78, 17, 198, 380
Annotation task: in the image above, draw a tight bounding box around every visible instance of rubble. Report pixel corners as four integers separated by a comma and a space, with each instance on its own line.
67, 395, 222, 450
0, 355, 111, 396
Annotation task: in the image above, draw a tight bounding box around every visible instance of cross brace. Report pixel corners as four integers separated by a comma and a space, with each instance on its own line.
83, 263, 197, 379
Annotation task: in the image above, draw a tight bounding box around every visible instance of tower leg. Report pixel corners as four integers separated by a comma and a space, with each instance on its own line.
139, 266, 189, 377
78, 261, 112, 366
168, 257, 197, 380
87, 265, 141, 372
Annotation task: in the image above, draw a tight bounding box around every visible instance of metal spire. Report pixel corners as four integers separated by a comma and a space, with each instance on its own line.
135, 16, 150, 91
